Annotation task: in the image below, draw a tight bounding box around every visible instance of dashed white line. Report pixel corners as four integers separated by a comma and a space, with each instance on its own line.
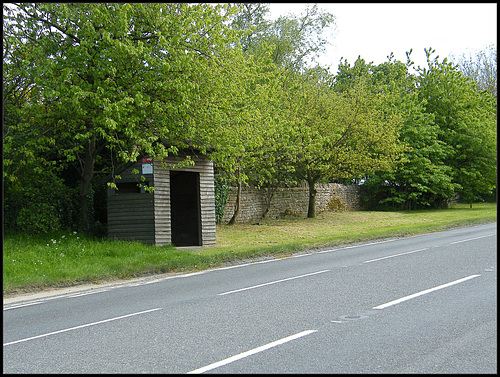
373, 274, 481, 310
3, 308, 162, 346
217, 270, 330, 296
187, 330, 317, 374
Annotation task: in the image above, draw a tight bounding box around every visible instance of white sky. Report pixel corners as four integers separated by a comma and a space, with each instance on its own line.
268, 3, 497, 73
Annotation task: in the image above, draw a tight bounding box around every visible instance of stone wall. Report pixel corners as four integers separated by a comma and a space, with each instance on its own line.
221, 182, 364, 224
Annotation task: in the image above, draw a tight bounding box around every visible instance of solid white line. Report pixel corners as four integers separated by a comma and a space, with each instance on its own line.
187, 330, 317, 374
63, 289, 110, 298
449, 234, 495, 245
373, 274, 481, 310
363, 248, 428, 264
3, 308, 162, 346
4, 302, 43, 311
217, 270, 330, 296
316, 238, 399, 254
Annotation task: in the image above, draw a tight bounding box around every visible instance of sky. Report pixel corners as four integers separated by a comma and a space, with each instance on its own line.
268, 3, 497, 73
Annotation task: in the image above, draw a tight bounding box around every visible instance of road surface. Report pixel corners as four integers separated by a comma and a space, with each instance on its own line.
3, 223, 497, 373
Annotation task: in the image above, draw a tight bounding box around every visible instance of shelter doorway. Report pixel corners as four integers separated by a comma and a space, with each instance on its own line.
170, 171, 202, 246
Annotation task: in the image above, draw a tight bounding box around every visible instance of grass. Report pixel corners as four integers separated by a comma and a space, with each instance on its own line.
3, 202, 496, 295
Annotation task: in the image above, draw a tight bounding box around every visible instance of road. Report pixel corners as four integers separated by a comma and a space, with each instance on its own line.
3, 222, 497, 373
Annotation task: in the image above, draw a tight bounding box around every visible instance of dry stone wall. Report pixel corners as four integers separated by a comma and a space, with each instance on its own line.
221, 182, 364, 224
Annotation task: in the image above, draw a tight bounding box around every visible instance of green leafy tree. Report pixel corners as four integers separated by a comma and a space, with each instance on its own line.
286, 68, 404, 217
211, 3, 336, 224
3, 6, 77, 233
3, 3, 242, 231
206, 49, 287, 224
265, 4, 336, 73
217, 3, 337, 223
228, 3, 271, 54
348, 53, 460, 209
229, 3, 335, 72
417, 49, 497, 207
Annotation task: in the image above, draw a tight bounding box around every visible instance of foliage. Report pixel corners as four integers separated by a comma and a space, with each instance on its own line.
3, 3, 242, 231
417, 49, 497, 206
229, 3, 336, 72
214, 175, 229, 223
343, 50, 497, 210
286, 67, 405, 217
3, 3, 497, 236
202, 46, 288, 224
3, 162, 78, 234
263, 4, 336, 72
211, 3, 336, 223
228, 3, 271, 54
349, 54, 459, 209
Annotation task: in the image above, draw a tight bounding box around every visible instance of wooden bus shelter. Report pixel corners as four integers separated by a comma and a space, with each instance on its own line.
106, 153, 216, 247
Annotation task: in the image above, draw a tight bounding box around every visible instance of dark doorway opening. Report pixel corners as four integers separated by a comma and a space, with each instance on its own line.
170, 171, 202, 246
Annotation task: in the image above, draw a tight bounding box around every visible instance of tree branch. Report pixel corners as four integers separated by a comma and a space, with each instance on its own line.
19, 6, 81, 44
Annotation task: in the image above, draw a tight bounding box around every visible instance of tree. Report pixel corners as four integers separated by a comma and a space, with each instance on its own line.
3, 3, 242, 231
417, 49, 497, 207
285, 68, 404, 217
216, 3, 336, 224
347, 53, 460, 210
229, 3, 336, 72
451, 45, 497, 98
3, 5, 77, 233
228, 3, 271, 54
266, 4, 336, 73
205, 49, 287, 224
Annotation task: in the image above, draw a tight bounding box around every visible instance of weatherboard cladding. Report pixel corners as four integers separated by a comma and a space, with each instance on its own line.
107, 156, 216, 246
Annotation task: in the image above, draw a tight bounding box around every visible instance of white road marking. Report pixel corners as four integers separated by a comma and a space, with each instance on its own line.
4, 289, 111, 311
316, 238, 399, 254
363, 248, 428, 264
3, 301, 43, 310
187, 330, 317, 374
449, 234, 495, 245
217, 270, 330, 296
3, 308, 162, 346
63, 289, 110, 298
373, 274, 481, 310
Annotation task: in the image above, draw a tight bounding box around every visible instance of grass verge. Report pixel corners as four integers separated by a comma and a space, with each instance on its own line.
3, 202, 496, 295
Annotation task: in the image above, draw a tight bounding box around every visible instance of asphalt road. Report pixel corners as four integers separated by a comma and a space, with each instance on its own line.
3, 222, 497, 373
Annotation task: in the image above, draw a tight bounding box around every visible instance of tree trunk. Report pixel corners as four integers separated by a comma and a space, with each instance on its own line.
307, 173, 317, 218
261, 186, 275, 220
79, 137, 104, 232
228, 179, 242, 225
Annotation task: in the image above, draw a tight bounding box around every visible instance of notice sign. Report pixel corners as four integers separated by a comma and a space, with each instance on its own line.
142, 157, 153, 174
